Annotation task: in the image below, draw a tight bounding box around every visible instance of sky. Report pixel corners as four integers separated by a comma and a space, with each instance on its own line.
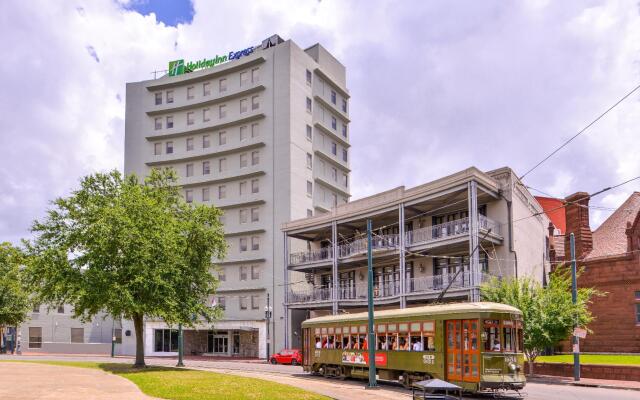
1, 0, 639, 245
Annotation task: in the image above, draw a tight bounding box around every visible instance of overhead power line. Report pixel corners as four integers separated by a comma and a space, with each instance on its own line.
519, 82, 640, 180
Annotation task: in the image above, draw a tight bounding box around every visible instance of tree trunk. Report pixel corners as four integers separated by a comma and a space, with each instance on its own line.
527, 352, 535, 375
133, 313, 145, 368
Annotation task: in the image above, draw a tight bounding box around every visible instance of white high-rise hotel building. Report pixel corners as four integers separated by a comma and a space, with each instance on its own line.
125, 35, 350, 358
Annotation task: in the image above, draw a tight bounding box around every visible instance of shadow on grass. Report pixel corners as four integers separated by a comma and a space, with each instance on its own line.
96, 363, 190, 375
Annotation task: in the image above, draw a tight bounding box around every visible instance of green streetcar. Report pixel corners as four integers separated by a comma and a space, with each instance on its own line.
301, 302, 525, 393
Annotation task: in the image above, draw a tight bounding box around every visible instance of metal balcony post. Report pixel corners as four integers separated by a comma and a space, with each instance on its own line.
399, 204, 407, 308
332, 220, 338, 314
468, 181, 480, 301
283, 232, 290, 349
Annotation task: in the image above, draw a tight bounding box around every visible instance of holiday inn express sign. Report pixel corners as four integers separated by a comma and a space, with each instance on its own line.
165, 35, 283, 77
168, 46, 255, 77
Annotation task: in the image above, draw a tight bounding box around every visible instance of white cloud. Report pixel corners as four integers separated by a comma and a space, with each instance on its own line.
1, 0, 639, 244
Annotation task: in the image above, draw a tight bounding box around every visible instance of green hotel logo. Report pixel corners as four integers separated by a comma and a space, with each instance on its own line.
167, 46, 255, 77
168, 59, 185, 76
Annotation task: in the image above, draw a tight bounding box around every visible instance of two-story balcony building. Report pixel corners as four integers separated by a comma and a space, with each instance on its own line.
282, 166, 550, 349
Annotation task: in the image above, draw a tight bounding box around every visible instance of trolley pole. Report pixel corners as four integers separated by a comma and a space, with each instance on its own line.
570, 233, 580, 381
176, 323, 185, 367
365, 219, 378, 389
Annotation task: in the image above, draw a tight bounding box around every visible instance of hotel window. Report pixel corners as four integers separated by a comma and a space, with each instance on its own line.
343, 173, 348, 187
251, 207, 259, 222
240, 98, 248, 113
154, 143, 162, 155
240, 153, 248, 168
203, 108, 210, 122
342, 124, 347, 138
166, 90, 174, 104
239, 209, 248, 224
218, 158, 227, 172
306, 97, 312, 113
154, 117, 162, 130
332, 167, 337, 181
187, 86, 194, 100
28, 327, 42, 348
202, 134, 210, 148
219, 104, 227, 119
219, 131, 227, 145
58, 305, 64, 313
306, 153, 312, 169
331, 116, 337, 130
202, 161, 210, 175
252, 95, 259, 110
33, 304, 40, 313
307, 209, 313, 218
187, 112, 194, 125
217, 296, 225, 310
154, 329, 179, 352
203, 82, 211, 96
218, 267, 226, 282
251, 151, 259, 165
240, 265, 248, 281
185, 189, 193, 203
332, 142, 337, 155
331, 90, 336, 105
306, 69, 312, 85
343, 149, 348, 162
251, 236, 260, 250
251, 67, 259, 83
166, 115, 174, 128
342, 98, 347, 113
307, 181, 313, 196
202, 187, 210, 202
186, 163, 194, 177
71, 328, 84, 343
166, 141, 173, 154
306, 125, 312, 141
251, 123, 259, 137
186, 138, 194, 151
219, 78, 227, 92
239, 238, 248, 252
240, 296, 248, 310
218, 185, 226, 199
251, 265, 260, 280
239, 181, 247, 195
240, 125, 248, 141
155, 92, 162, 105
240, 71, 249, 86
251, 295, 260, 310
251, 179, 259, 193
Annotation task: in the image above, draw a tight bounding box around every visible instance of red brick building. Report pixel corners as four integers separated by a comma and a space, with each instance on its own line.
546, 192, 640, 353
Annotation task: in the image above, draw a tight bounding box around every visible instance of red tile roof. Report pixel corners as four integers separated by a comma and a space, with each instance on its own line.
535, 196, 566, 233
586, 192, 640, 260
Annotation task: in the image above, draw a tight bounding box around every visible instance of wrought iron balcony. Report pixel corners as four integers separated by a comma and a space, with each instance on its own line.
338, 233, 399, 259
289, 247, 333, 266
405, 216, 501, 247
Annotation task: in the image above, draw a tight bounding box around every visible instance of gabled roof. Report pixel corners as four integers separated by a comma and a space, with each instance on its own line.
535, 196, 566, 233
586, 192, 640, 260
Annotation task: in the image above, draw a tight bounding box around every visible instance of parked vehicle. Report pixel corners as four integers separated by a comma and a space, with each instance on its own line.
301, 302, 525, 393
270, 349, 302, 365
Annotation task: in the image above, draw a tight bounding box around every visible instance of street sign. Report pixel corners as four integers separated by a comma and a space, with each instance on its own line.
573, 327, 587, 339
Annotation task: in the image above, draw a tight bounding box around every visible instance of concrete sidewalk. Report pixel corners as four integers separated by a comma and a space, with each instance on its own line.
528, 374, 640, 391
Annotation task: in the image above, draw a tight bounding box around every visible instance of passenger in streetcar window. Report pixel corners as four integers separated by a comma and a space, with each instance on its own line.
398, 337, 409, 351
412, 337, 423, 351
492, 338, 501, 352
335, 336, 342, 349
352, 334, 360, 349
378, 335, 387, 350
328, 335, 335, 349
361, 336, 367, 350
389, 334, 397, 350
343, 335, 350, 349
315, 337, 322, 349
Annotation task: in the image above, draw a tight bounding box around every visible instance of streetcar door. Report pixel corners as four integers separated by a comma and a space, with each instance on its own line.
446, 319, 480, 383
302, 328, 310, 366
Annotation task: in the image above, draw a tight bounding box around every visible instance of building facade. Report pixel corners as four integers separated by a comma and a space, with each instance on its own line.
282, 167, 550, 350
125, 35, 351, 357
550, 191, 640, 353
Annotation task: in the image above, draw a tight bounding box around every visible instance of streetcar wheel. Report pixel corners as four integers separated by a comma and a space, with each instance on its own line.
401, 372, 412, 389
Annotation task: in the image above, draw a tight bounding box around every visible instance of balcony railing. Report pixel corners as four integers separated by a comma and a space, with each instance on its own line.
289, 247, 333, 266
406, 216, 500, 247
338, 233, 399, 259
287, 272, 496, 305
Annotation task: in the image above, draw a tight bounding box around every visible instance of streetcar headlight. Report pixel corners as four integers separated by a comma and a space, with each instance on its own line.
508, 362, 517, 372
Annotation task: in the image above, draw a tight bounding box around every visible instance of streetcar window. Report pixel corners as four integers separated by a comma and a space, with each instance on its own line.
315, 336, 322, 349
342, 335, 350, 349
484, 320, 501, 352
516, 328, 523, 352
424, 335, 435, 351
377, 333, 388, 350
470, 320, 478, 351
410, 334, 422, 351
423, 321, 435, 332
335, 333, 342, 349
503, 327, 514, 352
389, 333, 398, 350
351, 334, 359, 349
327, 334, 335, 349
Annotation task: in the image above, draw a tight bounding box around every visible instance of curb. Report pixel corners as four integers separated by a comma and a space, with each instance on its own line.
527, 376, 640, 392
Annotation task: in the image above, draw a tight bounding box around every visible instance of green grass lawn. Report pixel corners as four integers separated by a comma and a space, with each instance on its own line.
535, 354, 640, 366
2, 361, 329, 400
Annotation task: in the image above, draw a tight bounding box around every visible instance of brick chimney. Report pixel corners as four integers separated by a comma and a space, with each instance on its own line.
564, 192, 593, 259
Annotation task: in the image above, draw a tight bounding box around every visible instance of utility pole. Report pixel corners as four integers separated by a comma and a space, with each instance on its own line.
265, 293, 272, 361
110, 319, 116, 358
365, 219, 378, 389
570, 233, 580, 381
176, 324, 184, 367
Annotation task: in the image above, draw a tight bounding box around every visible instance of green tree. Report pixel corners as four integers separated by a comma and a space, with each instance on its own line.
24, 168, 226, 366
0, 242, 31, 330
481, 268, 602, 374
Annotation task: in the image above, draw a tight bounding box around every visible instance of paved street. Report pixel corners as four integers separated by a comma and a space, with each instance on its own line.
1, 355, 639, 400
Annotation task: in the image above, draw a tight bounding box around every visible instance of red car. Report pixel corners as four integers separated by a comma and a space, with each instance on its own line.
269, 349, 302, 365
